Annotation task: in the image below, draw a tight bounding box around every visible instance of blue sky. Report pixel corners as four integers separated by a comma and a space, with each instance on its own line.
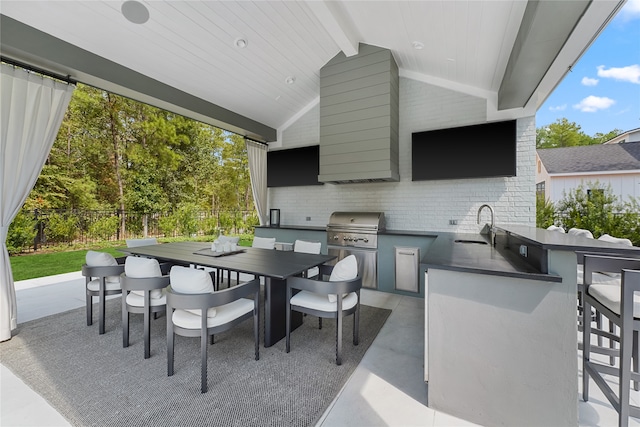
536, 0, 640, 137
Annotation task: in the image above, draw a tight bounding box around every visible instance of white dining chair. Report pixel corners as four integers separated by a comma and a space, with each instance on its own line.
252, 236, 276, 250
166, 266, 260, 393
294, 239, 322, 278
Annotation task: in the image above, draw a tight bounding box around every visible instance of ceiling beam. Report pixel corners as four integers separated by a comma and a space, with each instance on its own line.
497, 0, 591, 110
0, 14, 276, 142
306, 0, 359, 57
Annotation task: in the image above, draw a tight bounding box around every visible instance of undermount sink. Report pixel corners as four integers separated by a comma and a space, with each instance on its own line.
454, 239, 488, 245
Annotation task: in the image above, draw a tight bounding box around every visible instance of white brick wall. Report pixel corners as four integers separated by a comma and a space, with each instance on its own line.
269, 78, 536, 232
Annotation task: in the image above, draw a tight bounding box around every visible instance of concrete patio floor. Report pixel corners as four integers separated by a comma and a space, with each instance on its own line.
1, 272, 639, 426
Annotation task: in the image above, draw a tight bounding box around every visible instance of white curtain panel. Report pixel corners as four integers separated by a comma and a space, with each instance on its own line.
245, 139, 268, 226
0, 64, 75, 341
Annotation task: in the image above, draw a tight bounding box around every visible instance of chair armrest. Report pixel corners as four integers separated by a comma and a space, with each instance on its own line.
167, 278, 260, 311
288, 275, 361, 295
120, 275, 170, 292
583, 254, 640, 288
82, 263, 125, 278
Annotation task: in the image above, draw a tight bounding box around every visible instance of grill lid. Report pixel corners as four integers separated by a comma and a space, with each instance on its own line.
327, 212, 385, 232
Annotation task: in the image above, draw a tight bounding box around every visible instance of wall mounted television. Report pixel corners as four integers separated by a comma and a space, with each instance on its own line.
267, 145, 323, 187
412, 120, 517, 181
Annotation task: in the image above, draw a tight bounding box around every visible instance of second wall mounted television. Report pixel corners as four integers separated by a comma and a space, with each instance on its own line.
267, 145, 323, 187
412, 120, 517, 181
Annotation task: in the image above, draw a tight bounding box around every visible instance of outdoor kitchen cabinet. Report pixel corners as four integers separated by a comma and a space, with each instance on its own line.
421, 225, 640, 427
256, 226, 435, 297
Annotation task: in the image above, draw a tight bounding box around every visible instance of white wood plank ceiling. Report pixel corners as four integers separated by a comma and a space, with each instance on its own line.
0, 0, 623, 140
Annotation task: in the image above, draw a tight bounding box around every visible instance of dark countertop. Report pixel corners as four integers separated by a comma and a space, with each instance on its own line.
422, 224, 640, 283
257, 223, 639, 283
496, 224, 640, 254
421, 231, 561, 282
255, 224, 439, 237
255, 225, 326, 232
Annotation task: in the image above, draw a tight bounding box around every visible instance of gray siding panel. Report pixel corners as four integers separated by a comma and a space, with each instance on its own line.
319, 43, 399, 183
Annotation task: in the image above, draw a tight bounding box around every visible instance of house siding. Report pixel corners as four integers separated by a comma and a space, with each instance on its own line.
547, 173, 640, 203
270, 77, 536, 232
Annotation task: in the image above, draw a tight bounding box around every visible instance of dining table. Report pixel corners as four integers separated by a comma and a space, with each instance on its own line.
120, 241, 335, 347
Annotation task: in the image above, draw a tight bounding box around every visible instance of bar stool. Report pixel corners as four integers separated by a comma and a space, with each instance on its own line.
582, 254, 640, 426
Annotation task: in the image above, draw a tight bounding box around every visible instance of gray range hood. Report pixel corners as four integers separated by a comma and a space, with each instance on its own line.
318, 44, 399, 184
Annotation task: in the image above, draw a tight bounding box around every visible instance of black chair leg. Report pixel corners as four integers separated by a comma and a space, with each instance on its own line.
354, 305, 360, 346
144, 306, 151, 359
86, 293, 93, 326
336, 313, 342, 366
167, 314, 174, 377
201, 332, 208, 393
99, 287, 106, 335
319, 318, 322, 330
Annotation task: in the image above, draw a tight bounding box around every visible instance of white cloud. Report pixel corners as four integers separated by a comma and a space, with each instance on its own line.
573, 96, 616, 112
581, 77, 599, 86
549, 104, 567, 112
597, 64, 640, 84
618, 0, 640, 21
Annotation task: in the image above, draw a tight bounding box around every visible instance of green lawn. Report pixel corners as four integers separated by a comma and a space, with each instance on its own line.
10, 247, 127, 281
10, 236, 254, 281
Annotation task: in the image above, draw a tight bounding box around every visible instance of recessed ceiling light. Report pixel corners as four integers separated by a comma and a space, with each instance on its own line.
446, 58, 455, 62
412, 41, 424, 50
121, 0, 149, 24
285, 76, 296, 85
234, 38, 248, 48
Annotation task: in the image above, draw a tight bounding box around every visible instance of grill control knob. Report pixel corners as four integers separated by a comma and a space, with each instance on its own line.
333, 236, 338, 240
364, 238, 369, 243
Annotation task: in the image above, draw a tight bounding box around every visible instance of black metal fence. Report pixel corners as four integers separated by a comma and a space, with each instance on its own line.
22, 209, 257, 252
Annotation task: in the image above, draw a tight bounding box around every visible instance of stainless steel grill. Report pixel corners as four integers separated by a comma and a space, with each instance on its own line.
326, 212, 385, 289
326, 211, 385, 250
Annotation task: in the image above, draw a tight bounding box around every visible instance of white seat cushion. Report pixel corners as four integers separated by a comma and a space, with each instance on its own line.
568, 228, 594, 239
125, 238, 158, 247
577, 264, 622, 285
588, 284, 640, 319
291, 290, 358, 312
294, 240, 322, 277
170, 266, 216, 317
294, 240, 321, 254
546, 225, 565, 233
85, 251, 120, 284
593, 236, 632, 278
126, 291, 167, 307
125, 256, 164, 299
172, 298, 254, 329
87, 278, 121, 292
598, 234, 633, 247
252, 236, 276, 249
328, 255, 358, 302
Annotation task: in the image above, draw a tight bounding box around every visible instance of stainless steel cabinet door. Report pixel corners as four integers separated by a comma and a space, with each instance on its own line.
328, 247, 378, 289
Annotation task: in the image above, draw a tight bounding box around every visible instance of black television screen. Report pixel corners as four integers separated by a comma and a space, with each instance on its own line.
267, 145, 323, 187
412, 120, 517, 181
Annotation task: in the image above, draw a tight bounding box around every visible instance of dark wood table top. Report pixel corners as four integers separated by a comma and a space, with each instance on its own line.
120, 241, 335, 280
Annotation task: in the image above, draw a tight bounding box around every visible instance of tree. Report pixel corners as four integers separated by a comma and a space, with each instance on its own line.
537, 182, 640, 245
536, 118, 586, 148
536, 118, 622, 148
23, 82, 256, 228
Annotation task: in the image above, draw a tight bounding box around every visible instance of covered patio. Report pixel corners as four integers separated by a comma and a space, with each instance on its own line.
1, 0, 635, 425
2, 272, 637, 426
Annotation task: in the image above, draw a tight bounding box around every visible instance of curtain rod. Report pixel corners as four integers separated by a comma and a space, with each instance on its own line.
245, 137, 269, 147
1, 56, 77, 85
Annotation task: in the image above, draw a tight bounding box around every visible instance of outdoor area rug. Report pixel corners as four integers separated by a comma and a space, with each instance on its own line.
0, 296, 390, 427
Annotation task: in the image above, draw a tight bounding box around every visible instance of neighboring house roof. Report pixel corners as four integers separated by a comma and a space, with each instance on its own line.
603, 127, 640, 144
537, 141, 640, 174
